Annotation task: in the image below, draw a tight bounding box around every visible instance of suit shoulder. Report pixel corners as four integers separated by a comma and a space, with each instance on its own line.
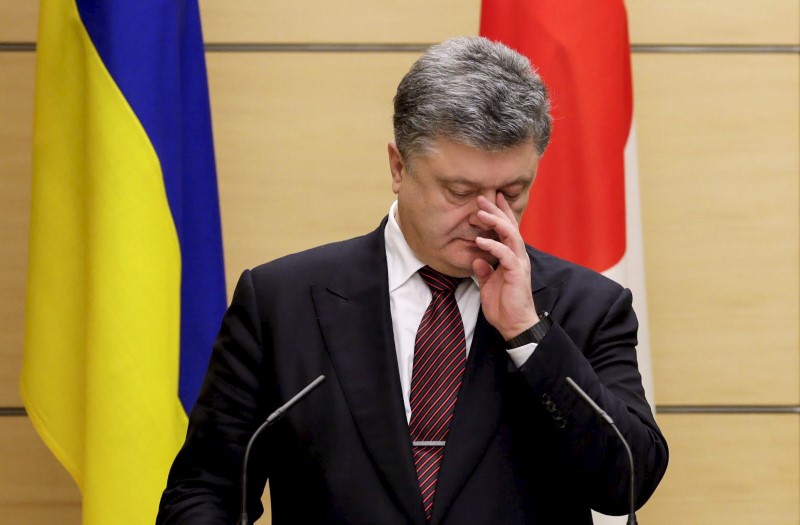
527, 245, 625, 297
527, 246, 637, 340
249, 223, 384, 283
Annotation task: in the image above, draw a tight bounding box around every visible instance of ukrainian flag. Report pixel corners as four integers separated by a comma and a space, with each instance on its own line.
20, 1, 226, 523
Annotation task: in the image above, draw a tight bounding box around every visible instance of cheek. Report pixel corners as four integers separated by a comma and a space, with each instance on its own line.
440, 207, 476, 236
419, 206, 465, 239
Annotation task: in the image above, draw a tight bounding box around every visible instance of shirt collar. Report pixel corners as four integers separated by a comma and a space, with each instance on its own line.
385, 201, 426, 293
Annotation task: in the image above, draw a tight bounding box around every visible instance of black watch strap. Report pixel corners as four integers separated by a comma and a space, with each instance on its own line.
505, 311, 553, 348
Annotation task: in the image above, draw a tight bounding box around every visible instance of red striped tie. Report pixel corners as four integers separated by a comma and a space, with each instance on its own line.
409, 266, 466, 520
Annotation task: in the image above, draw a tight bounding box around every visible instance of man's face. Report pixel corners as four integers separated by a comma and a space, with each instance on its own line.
388, 138, 539, 278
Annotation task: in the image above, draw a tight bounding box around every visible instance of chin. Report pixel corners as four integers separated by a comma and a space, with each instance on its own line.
440, 251, 496, 277
431, 257, 472, 278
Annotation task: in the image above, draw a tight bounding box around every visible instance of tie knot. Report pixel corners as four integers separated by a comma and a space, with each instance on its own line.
418, 265, 461, 294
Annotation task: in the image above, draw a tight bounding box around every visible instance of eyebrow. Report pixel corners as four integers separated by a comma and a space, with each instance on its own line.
442, 176, 532, 189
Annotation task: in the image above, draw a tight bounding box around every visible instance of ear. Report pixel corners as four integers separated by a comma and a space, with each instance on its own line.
387, 142, 406, 195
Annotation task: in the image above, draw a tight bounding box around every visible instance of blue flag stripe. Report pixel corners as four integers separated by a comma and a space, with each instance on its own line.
75, 0, 227, 413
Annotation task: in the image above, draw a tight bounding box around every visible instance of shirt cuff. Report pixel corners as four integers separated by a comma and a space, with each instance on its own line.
506, 342, 537, 368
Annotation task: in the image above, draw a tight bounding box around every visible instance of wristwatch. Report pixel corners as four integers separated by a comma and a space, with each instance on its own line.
505, 311, 553, 348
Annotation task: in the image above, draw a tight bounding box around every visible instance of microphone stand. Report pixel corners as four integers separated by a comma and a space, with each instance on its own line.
565, 377, 638, 525
239, 375, 326, 525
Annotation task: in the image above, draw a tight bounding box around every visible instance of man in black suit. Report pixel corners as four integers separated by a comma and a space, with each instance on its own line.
157, 36, 668, 524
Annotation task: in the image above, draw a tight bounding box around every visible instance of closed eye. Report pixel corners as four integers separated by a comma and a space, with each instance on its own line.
501, 184, 527, 201
444, 185, 476, 200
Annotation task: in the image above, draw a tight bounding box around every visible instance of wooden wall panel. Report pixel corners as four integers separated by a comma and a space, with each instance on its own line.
7, 1, 799, 46
0, 53, 34, 407
0, 417, 81, 525
256, 487, 272, 524
632, 53, 800, 406
638, 414, 800, 524
198, 0, 480, 44
627, 0, 800, 45
207, 52, 418, 296
0, 2, 37, 42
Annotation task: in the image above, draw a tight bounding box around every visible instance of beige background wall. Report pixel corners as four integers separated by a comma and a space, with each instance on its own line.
1, 1, 798, 524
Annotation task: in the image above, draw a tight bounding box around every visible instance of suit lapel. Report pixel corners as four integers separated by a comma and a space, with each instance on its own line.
430, 262, 561, 525
310, 227, 426, 525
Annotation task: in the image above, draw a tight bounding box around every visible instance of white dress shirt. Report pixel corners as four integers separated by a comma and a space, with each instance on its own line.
384, 201, 536, 422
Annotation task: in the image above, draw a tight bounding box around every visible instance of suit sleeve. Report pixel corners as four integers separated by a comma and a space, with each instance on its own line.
157, 269, 270, 524
517, 286, 669, 515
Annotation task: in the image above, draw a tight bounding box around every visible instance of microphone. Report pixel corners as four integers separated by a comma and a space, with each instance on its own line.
239, 374, 326, 525
565, 377, 637, 525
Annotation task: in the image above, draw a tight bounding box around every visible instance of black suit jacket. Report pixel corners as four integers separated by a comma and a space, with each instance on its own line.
157, 221, 668, 524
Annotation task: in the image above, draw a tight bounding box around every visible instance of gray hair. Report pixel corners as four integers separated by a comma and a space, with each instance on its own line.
393, 36, 552, 161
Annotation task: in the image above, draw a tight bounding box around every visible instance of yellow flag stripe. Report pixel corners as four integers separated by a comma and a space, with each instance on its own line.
22, 0, 188, 523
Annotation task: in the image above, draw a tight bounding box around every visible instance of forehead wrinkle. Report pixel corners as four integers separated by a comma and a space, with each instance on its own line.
438, 174, 533, 190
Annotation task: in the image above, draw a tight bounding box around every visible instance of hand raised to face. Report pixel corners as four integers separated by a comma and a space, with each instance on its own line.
472, 194, 539, 340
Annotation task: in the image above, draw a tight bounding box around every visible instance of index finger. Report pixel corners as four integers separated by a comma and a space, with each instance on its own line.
494, 193, 519, 227
476, 196, 526, 256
